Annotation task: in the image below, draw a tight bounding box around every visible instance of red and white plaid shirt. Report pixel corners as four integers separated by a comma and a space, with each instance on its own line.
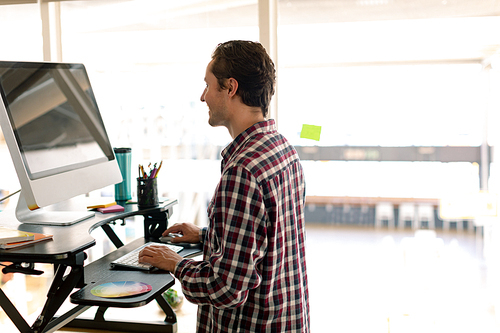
174, 120, 309, 332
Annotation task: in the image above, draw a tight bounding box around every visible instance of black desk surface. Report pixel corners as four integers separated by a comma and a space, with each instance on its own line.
0, 196, 178, 263
69, 237, 202, 308
0, 195, 202, 332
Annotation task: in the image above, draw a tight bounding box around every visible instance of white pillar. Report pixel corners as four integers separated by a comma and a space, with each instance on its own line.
38, 0, 63, 62
258, 0, 278, 125
38, 0, 51, 61
52, 1, 63, 62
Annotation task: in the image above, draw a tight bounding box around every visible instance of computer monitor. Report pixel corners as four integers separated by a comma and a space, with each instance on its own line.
0, 61, 122, 225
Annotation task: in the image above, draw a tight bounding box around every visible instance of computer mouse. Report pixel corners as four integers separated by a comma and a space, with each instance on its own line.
159, 234, 200, 248
159, 233, 182, 243
159, 236, 174, 243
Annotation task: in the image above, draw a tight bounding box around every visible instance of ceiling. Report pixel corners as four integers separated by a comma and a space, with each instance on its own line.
47, 0, 500, 30
2, 0, 500, 64
64, 0, 500, 64
279, 0, 500, 24
2, 0, 500, 26
144, 0, 500, 29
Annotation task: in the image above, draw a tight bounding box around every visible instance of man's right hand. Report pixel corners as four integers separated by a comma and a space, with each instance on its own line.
163, 222, 201, 244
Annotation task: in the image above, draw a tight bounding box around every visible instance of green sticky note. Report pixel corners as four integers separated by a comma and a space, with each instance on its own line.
300, 124, 322, 141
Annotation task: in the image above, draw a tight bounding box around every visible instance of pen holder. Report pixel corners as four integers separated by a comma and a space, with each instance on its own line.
137, 177, 159, 208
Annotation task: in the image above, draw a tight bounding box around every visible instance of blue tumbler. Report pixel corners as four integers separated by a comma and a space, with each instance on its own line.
114, 147, 132, 202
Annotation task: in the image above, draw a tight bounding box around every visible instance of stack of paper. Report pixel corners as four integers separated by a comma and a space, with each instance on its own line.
0, 227, 53, 249
87, 200, 117, 209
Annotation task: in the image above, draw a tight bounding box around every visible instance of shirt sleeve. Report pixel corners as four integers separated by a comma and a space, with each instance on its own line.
173, 166, 268, 309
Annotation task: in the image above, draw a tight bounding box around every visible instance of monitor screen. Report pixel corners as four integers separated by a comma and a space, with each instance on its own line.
0, 62, 114, 180
0, 61, 122, 225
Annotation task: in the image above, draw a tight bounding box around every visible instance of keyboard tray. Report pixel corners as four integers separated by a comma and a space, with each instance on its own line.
70, 238, 202, 308
71, 239, 174, 308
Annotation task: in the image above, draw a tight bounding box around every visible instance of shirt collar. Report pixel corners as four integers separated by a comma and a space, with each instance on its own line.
221, 119, 276, 162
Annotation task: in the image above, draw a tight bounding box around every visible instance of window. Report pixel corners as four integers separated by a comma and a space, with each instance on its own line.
1, 0, 500, 207
277, 1, 500, 198
59, 0, 259, 223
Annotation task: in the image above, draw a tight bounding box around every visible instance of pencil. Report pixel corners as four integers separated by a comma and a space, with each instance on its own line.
155, 161, 163, 178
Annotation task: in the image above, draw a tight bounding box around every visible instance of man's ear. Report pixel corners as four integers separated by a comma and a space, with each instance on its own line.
226, 78, 238, 97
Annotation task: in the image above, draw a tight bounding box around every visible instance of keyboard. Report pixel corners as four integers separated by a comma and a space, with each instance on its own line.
110, 242, 184, 271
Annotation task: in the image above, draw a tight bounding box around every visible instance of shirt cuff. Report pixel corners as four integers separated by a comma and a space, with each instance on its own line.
174, 258, 193, 278
199, 227, 207, 243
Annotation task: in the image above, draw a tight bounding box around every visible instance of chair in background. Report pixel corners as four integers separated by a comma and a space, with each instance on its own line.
375, 202, 395, 228
442, 219, 464, 232
398, 203, 416, 229
416, 203, 436, 229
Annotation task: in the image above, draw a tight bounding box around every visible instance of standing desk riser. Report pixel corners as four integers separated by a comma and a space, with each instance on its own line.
0, 197, 200, 333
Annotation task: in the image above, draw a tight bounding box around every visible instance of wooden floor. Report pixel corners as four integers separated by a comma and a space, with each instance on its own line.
1, 224, 500, 332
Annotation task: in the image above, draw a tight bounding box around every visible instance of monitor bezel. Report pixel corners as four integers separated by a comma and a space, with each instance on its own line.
0, 62, 116, 178
0, 61, 122, 224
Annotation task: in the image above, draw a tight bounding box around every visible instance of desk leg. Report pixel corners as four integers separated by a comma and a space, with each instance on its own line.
64, 308, 178, 333
62, 295, 178, 332
0, 258, 85, 333
156, 294, 177, 324
33, 256, 85, 332
43, 305, 91, 333
101, 223, 124, 248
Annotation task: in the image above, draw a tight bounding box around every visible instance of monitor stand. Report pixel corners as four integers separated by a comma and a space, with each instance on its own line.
15, 191, 95, 226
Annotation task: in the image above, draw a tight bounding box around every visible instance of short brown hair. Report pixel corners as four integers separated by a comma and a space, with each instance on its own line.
211, 40, 276, 118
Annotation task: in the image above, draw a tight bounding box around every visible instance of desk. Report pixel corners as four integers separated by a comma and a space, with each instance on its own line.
0, 197, 200, 333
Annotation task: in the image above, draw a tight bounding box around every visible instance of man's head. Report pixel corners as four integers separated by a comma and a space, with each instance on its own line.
210, 40, 276, 118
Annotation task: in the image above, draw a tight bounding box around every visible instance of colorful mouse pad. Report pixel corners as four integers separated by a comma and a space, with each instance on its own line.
91, 281, 152, 298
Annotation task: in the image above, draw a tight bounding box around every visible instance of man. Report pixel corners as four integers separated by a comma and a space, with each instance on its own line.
139, 40, 310, 332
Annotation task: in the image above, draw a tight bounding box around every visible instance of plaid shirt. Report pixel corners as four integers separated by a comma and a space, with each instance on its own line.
174, 120, 310, 332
